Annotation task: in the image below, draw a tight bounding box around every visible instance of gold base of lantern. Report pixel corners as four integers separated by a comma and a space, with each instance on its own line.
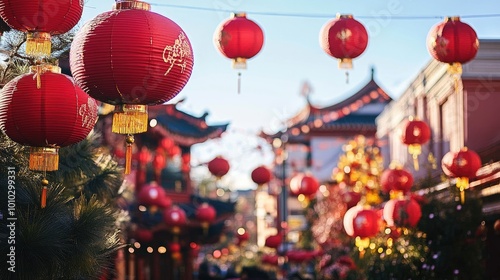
232, 58, 247, 69
29, 147, 59, 171
112, 105, 148, 134
408, 144, 422, 171
26, 32, 52, 57
447, 62, 463, 75
338, 58, 353, 69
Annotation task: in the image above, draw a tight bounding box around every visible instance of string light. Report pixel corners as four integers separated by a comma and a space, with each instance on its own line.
148, 3, 500, 20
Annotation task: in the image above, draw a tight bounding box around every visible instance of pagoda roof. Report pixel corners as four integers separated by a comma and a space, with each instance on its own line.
147, 101, 229, 147
262, 69, 391, 142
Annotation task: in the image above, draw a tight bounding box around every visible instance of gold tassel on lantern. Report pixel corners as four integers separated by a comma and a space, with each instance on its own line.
456, 177, 469, 204
125, 135, 134, 175
26, 32, 52, 57
29, 147, 59, 171
408, 144, 421, 171
112, 105, 148, 134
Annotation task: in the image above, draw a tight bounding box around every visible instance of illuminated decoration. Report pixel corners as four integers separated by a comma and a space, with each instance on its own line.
401, 117, 431, 170
134, 228, 154, 243
251, 165, 272, 187
264, 234, 282, 249
214, 12, 264, 93
236, 229, 250, 246
383, 198, 422, 228
208, 156, 230, 178
320, 14, 368, 82
289, 173, 320, 203
195, 203, 216, 234
169, 242, 182, 262
380, 166, 414, 197
0, 64, 97, 208
0, 0, 83, 56
163, 206, 187, 236
70, 0, 194, 174
427, 16, 479, 74
137, 182, 172, 209
441, 147, 482, 203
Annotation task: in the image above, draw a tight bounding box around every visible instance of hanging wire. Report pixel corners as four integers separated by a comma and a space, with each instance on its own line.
149, 3, 500, 20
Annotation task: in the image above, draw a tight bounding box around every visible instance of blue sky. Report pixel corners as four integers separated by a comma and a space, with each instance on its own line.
81, 1, 500, 189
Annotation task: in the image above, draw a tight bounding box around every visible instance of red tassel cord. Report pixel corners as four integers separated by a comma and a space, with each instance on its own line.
125, 135, 134, 174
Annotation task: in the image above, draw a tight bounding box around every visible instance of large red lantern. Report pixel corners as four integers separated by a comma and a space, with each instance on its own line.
264, 234, 282, 249
214, 13, 264, 69
251, 166, 272, 187
320, 14, 368, 82
163, 205, 187, 235
196, 203, 216, 234
427, 16, 479, 74
208, 156, 230, 178
70, 0, 194, 174
401, 117, 431, 170
352, 209, 380, 238
289, 173, 320, 198
0, 65, 97, 207
0, 0, 83, 56
380, 167, 414, 195
137, 182, 172, 209
442, 147, 482, 203
383, 198, 422, 228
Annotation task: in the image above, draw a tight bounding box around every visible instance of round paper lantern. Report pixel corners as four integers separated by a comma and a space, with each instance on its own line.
264, 234, 282, 249
251, 166, 272, 186
137, 182, 171, 209
289, 173, 320, 198
342, 191, 362, 209
236, 230, 249, 246
169, 242, 182, 261
208, 156, 230, 178
383, 198, 422, 228
214, 12, 264, 69
0, 0, 83, 56
163, 206, 187, 235
261, 254, 279, 266
427, 16, 479, 74
0, 65, 97, 208
70, 0, 194, 173
196, 203, 216, 233
352, 209, 380, 238
343, 205, 364, 237
442, 147, 482, 203
401, 117, 431, 170
320, 13, 368, 80
380, 167, 414, 195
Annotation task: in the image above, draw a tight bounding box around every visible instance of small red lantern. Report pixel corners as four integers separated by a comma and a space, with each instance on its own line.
208, 156, 230, 178
0, 65, 97, 208
352, 209, 380, 238
442, 147, 482, 203
70, 0, 194, 174
427, 16, 479, 74
137, 182, 172, 209
289, 173, 319, 198
163, 206, 187, 235
383, 198, 422, 228
264, 234, 282, 249
0, 0, 83, 56
401, 117, 431, 170
251, 166, 272, 187
134, 228, 154, 243
169, 242, 182, 261
343, 205, 364, 237
236, 230, 250, 246
320, 14, 368, 82
196, 203, 216, 234
214, 13, 264, 69
380, 167, 414, 195
153, 153, 166, 181
342, 191, 362, 209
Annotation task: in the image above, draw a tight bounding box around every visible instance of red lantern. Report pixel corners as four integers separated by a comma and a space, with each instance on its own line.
261, 254, 279, 266
352, 209, 380, 238
427, 16, 479, 74
236, 230, 250, 246
320, 14, 368, 82
342, 191, 362, 209
137, 182, 171, 209
214, 13, 264, 69
442, 147, 482, 203
163, 206, 187, 235
153, 153, 166, 182
70, 0, 194, 174
169, 242, 182, 261
264, 234, 282, 249
383, 198, 422, 228
138, 147, 151, 166
208, 156, 230, 178
251, 166, 272, 187
196, 203, 216, 233
0, 65, 97, 208
380, 167, 414, 195
0, 0, 83, 56
134, 228, 154, 243
401, 117, 431, 170
289, 174, 319, 198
